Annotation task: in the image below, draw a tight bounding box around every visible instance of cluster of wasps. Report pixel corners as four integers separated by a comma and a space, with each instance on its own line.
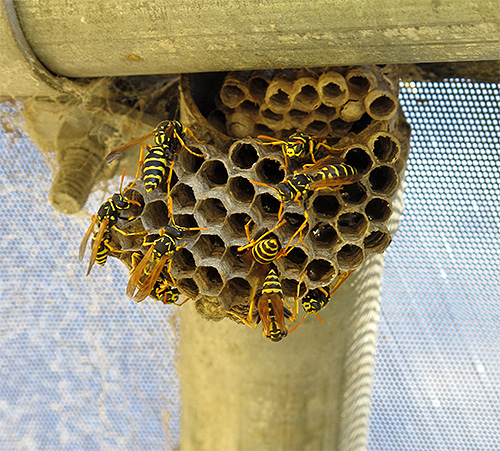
79, 120, 360, 342
226, 132, 360, 341
79, 120, 206, 306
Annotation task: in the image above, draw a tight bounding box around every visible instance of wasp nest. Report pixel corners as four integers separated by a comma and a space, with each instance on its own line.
105, 66, 409, 324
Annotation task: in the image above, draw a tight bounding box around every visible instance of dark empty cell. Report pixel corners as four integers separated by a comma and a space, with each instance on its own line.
305, 120, 328, 135
258, 193, 280, 216
239, 100, 260, 116
347, 75, 370, 97
230, 143, 259, 169
322, 82, 343, 99
142, 200, 170, 229
269, 89, 291, 110
226, 213, 252, 238
284, 247, 307, 266
344, 147, 372, 174
369, 166, 398, 195
223, 246, 252, 272
296, 85, 319, 107
172, 248, 197, 272
255, 158, 285, 184
364, 230, 392, 253
226, 278, 251, 298
228, 177, 255, 203
329, 118, 352, 135
201, 160, 229, 186
289, 109, 309, 124
171, 183, 196, 209
173, 214, 200, 237
194, 234, 225, 259
337, 244, 364, 269
261, 109, 284, 124
312, 195, 340, 217
207, 109, 227, 134
220, 85, 245, 107
310, 223, 339, 246
314, 104, 337, 121
283, 212, 307, 229
249, 77, 269, 102
368, 95, 396, 119
306, 259, 336, 282
281, 278, 301, 298
372, 135, 400, 164
177, 278, 199, 298
365, 198, 391, 222
338, 212, 368, 238
254, 123, 273, 136
197, 266, 223, 293
198, 198, 227, 224
179, 150, 205, 174
350, 113, 373, 134
341, 182, 367, 204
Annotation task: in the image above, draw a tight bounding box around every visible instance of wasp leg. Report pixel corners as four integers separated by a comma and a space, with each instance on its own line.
237, 218, 286, 253
308, 139, 317, 163
225, 311, 258, 329
185, 126, 206, 144
278, 211, 309, 257
112, 226, 150, 237
173, 297, 190, 307
104, 241, 128, 254
174, 131, 206, 157
330, 270, 353, 296
165, 160, 175, 217
127, 143, 149, 189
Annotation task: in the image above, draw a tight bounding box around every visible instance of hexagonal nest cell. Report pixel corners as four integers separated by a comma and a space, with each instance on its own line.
95, 65, 409, 336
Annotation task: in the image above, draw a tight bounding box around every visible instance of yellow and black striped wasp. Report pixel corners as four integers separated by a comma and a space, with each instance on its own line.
129, 251, 187, 305
252, 155, 360, 219
106, 120, 205, 194
127, 223, 206, 303
226, 266, 293, 342
79, 170, 147, 276
256, 132, 342, 169
237, 212, 309, 265
289, 270, 354, 332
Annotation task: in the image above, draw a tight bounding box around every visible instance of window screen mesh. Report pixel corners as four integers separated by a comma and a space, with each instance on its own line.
0, 79, 498, 449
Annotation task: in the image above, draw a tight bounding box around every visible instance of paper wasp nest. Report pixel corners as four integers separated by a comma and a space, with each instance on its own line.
108, 66, 409, 323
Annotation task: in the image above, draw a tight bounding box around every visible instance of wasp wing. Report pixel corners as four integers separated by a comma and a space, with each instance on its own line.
105, 131, 154, 163
269, 293, 287, 334
133, 254, 170, 303
79, 215, 97, 261
127, 244, 154, 298
296, 155, 344, 174
86, 217, 109, 276
256, 294, 271, 337
308, 173, 361, 191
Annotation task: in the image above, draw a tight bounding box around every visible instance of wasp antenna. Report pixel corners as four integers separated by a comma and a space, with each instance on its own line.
119, 168, 127, 194
315, 312, 324, 323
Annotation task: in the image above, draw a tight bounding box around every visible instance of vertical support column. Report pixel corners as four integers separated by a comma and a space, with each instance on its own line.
178, 253, 384, 451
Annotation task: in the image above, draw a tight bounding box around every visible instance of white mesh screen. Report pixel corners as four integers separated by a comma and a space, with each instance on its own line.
0, 78, 498, 449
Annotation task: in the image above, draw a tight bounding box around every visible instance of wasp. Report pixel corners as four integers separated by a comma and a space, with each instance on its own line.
252, 155, 360, 219
289, 270, 354, 332
106, 120, 206, 195
129, 251, 187, 305
79, 170, 146, 276
237, 212, 309, 264
127, 223, 205, 303
226, 267, 293, 342
256, 132, 342, 169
